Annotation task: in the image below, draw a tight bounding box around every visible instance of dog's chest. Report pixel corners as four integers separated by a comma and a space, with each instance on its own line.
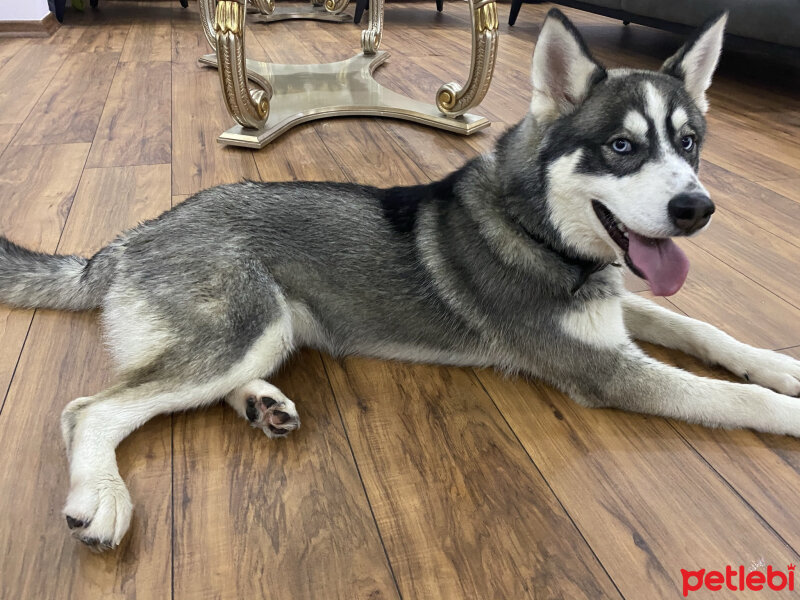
560, 296, 628, 348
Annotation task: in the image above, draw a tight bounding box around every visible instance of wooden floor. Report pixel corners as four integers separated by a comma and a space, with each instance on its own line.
0, 2, 799, 598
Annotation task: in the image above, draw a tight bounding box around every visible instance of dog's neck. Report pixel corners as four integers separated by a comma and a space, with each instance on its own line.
489, 116, 614, 291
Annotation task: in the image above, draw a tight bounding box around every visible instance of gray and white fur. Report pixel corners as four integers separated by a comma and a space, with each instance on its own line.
0, 9, 798, 551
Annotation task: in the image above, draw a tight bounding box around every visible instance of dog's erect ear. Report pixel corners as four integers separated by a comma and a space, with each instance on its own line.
530, 9, 605, 122
661, 12, 727, 113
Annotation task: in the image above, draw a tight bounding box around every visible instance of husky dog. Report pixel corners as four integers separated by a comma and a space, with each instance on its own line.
0, 9, 798, 551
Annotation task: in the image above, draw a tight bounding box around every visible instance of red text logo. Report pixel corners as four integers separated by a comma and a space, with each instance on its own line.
681, 564, 795, 596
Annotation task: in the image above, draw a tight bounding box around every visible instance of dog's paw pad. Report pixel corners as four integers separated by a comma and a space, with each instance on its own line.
245, 395, 300, 438
65, 515, 89, 530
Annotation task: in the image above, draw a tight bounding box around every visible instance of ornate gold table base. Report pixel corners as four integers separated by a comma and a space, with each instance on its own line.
203, 0, 498, 149
247, 4, 351, 23
199, 51, 489, 148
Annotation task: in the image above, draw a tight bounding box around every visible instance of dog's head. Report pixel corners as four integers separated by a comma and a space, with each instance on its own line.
531, 9, 727, 295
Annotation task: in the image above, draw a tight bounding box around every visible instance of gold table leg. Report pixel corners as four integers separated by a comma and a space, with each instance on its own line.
200, 0, 497, 149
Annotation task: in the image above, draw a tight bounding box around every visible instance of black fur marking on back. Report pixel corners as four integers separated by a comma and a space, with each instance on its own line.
379, 171, 460, 234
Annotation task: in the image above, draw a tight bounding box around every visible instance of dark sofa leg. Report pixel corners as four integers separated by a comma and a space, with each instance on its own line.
54, 0, 66, 22
354, 0, 367, 24
508, 0, 523, 25
436, 0, 443, 12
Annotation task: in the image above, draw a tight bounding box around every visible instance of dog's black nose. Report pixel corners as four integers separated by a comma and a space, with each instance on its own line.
668, 193, 715, 234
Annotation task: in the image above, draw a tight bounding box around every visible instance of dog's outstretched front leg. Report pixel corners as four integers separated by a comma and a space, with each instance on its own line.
570, 345, 800, 436
622, 293, 800, 397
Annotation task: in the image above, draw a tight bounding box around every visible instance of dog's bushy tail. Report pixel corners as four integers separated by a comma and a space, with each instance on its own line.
0, 236, 115, 311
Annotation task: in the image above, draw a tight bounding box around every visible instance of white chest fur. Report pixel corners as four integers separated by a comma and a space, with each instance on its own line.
561, 297, 629, 348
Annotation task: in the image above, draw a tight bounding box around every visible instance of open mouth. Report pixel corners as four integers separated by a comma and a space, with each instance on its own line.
591, 200, 689, 296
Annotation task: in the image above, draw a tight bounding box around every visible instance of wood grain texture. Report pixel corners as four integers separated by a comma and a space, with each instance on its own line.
173, 350, 400, 600
703, 116, 800, 182
0, 42, 70, 126
0, 142, 89, 414
0, 123, 18, 157
12, 51, 120, 145
667, 241, 800, 349
635, 345, 800, 553
0, 143, 89, 251
700, 161, 800, 242
0, 305, 31, 414
171, 8, 212, 64
0, 37, 28, 70
0, 164, 172, 600
120, 3, 173, 63
325, 357, 623, 600
72, 23, 130, 54
171, 64, 260, 195
758, 178, 800, 204
87, 60, 171, 167
252, 124, 349, 183
689, 207, 800, 310
475, 367, 799, 599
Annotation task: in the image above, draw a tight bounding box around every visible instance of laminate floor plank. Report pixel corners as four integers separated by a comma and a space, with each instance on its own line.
0, 42, 72, 127
476, 366, 800, 599
87, 60, 172, 167
700, 161, 800, 242
12, 51, 121, 146
120, 2, 173, 63
325, 356, 623, 600
0, 164, 173, 600
758, 177, 800, 204
173, 351, 400, 600
170, 64, 260, 195
688, 207, 800, 310
0, 123, 18, 158
0, 142, 90, 415
0, 37, 28, 70
665, 243, 800, 349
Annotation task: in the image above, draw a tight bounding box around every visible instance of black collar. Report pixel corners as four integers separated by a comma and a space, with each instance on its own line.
518, 223, 616, 294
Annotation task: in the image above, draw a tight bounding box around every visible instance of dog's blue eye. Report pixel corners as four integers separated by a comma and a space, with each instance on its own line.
681, 135, 695, 151
611, 139, 633, 154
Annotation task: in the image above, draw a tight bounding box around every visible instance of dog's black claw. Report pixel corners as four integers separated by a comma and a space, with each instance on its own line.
66, 515, 88, 529
245, 398, 258, 422
743, 372, 750, 382
263, 397, 278, 409
80, 537, 113, 552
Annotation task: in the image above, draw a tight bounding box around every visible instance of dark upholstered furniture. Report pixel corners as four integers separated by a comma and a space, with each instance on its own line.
509, 0, 800, 55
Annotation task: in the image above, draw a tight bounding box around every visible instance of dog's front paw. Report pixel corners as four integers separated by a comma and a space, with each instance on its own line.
63, 474, 132, 551
244, 387, 300, 438
737, 349, 800, 397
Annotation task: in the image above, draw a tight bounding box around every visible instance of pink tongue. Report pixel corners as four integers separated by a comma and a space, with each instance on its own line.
627, 232, 689, 296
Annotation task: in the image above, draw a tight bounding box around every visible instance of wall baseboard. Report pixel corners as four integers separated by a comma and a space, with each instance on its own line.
0, 13, 60, 38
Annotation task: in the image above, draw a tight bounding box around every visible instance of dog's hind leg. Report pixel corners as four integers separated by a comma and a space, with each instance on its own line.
622, 293, 800, 397
60, 317, 296, 550
61, 381, 216, 550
